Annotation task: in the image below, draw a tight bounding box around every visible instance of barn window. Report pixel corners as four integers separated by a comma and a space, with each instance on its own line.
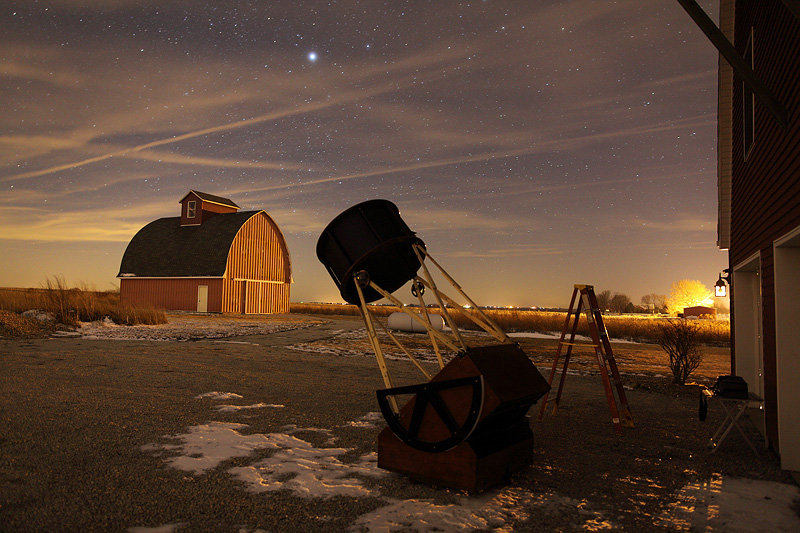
187, 200, 196, 218
743, 29, 755, 160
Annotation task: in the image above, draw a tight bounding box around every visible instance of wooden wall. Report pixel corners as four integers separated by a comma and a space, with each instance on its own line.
226, 212, 291, 284
120, 278, 223, 312
223, 211, 291, 314
730, 0, 800, 266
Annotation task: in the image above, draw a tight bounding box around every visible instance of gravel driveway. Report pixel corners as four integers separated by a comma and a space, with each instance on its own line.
1, 314, 798, 532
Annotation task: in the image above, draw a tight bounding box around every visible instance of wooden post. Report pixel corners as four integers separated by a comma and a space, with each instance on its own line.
675, 0, 789, 130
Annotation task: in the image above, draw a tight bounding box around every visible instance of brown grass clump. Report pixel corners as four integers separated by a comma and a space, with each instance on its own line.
0, 277, 167, 328
0, 310, 51, 338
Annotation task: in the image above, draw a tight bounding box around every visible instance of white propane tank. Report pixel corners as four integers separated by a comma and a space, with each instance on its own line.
387, 311, 445, 333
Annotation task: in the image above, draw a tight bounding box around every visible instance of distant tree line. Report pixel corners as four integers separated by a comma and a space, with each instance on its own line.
595, 290, 637, 314
593, 279, 728, 316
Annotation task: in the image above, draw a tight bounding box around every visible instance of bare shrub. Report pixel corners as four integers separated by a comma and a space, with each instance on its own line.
657, 319, 704, 384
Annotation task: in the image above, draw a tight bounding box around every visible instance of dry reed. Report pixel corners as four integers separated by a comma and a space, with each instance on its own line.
0, 277, 167, 327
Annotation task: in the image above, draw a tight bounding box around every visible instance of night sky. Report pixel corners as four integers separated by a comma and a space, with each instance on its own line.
1, 0, 728, 308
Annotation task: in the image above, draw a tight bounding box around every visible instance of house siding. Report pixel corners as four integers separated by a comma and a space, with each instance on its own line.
717, 0, 734, 249
727, 0, 800, 453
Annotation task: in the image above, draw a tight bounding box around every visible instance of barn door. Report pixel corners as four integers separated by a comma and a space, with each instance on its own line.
197, 285, 208, 313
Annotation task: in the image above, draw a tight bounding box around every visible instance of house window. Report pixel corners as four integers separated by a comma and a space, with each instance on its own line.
743, 29, 755, 160
187, 200, 196, 218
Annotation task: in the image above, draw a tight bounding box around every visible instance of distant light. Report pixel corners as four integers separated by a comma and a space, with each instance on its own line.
308, 52, 318, 62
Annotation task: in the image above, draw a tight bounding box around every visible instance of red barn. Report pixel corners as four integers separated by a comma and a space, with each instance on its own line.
118, 191, 291, 314
682, 306, 716, 318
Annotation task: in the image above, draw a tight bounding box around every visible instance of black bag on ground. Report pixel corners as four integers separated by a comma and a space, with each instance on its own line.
713, 375, 749, 399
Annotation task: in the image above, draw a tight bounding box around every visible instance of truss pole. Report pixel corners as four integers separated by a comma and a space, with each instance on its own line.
413, 277, 508, 344
366, 279, 463, 353
410, 246, 468, 350
414, 279, 445, 369
374, 318, 433, 380
415, 245, 511, 343
355, 278, 398, 414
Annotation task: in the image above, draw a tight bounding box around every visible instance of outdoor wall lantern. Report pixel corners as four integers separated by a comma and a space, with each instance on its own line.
715, 269, 731, 297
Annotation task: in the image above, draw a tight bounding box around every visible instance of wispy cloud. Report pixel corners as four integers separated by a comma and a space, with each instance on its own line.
0, 0, 724, 302
1, 207, 148, 242
632, 215, 717, 233
445, 244, 565, 259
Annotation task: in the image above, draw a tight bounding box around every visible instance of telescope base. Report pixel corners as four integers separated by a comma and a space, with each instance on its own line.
377, 418, 533, 492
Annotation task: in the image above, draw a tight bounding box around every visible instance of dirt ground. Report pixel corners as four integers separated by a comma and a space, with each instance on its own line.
1, 313, 797, 532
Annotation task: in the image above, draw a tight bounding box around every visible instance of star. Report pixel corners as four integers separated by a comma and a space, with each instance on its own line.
308, 51, 318, 62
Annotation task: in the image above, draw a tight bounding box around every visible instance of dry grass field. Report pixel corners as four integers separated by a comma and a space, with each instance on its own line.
0, 282, 165, 328
290, 302, 730, 346
285, 314, 732, 387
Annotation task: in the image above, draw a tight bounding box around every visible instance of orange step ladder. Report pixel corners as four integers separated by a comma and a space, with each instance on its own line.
538, 284, 635, 435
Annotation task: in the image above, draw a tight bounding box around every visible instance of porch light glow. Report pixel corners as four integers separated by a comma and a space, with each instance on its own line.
715, 279, 726, 297
715, 270, 730, 298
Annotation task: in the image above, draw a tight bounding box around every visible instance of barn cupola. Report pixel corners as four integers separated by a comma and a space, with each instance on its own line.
179, 190, 240, 226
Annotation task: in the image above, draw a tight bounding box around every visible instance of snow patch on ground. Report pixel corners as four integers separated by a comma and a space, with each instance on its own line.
229, 437, 385, 498
195, 391, 242, 400
141, 422, 277, 475
213, 403, 284, 413
344, 411, 384, 428
142, 421, 386, 497
139, 391, 800, 532
21, 309, 57, 323
657, 474, 800, 532
78, 315, 326, 342
350, 488, 613, 532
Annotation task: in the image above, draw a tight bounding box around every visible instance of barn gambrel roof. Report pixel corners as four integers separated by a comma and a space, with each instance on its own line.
117, 211, 260, 278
